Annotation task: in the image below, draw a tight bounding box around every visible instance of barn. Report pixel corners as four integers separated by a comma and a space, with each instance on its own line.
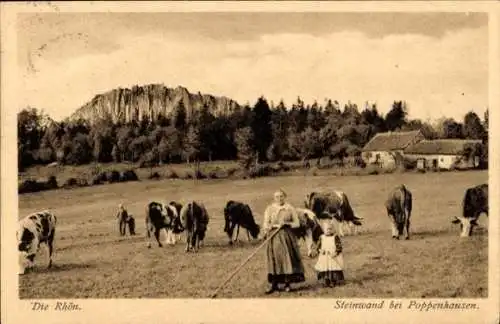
403, 139, 483, 171
361, 130, 425, 168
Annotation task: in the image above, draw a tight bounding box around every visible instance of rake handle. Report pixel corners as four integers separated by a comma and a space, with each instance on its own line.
209, 227, 282, 299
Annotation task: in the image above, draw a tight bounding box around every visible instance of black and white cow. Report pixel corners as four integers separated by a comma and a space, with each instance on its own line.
452, 184, 488, 237
167, 201, 184, 244
145, 201, 181, 248
385, 184, 413, 240
305, 191, 362, 236
17, 210, 57, 274
180, 201, 209, 252
223, 200, 260, 245
293, 208, 324, 257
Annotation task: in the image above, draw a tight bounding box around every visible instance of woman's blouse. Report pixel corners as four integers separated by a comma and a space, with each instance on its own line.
263, 202, 301, 232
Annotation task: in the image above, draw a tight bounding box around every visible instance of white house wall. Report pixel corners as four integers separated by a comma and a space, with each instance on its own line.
405, 154, 475, 170
362, 151, 396, 168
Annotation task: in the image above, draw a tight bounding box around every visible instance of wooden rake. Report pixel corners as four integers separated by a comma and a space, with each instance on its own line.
209, 227, 281, 299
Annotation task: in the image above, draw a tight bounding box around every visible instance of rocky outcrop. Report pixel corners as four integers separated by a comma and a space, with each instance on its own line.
69, 84, 241, 124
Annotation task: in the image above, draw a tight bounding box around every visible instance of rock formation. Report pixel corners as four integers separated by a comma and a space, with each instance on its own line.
69, 84, 241, 124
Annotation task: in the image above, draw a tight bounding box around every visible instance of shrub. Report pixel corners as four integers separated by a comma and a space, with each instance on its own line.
227, 167, 238, 177
182, 171, 193, 180
78, 178, 89, 187
109, 170, 121, 183
46, 176, 58, 190
92, 177, 103, 185
208, 170, 218, 179
280, 162, 291, 172
63, 177, 78, 188
97, 172, 108, 182
121, 170, 139, 182
310, 166, 320, 176
270, 163, 282, 173
165, 169, 179, 179
18, 180, 45, 194
246, 164, 274, 178
195, 170, 207, 179
148, 172, 161, 180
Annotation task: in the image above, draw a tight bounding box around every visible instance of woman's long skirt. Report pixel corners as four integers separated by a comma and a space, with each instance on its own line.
266, 227, 305, 284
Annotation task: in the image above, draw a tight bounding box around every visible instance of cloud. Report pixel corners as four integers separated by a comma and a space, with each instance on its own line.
19, 24, 488, 122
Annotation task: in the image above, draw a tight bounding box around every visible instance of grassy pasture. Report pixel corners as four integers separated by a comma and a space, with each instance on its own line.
18, 170, 488, 299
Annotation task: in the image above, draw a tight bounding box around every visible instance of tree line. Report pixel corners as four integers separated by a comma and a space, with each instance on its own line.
18, 97, 489, 171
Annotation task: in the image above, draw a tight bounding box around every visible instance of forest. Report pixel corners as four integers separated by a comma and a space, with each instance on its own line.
18, 96, 489, 172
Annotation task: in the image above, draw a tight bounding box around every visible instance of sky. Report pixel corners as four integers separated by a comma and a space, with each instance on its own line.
17, 12, 489, 122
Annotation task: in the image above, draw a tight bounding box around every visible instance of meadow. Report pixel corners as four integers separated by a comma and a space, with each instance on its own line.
18, 170, 488, 299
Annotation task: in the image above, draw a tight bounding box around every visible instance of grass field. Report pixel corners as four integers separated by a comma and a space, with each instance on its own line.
18, 170, 488, 299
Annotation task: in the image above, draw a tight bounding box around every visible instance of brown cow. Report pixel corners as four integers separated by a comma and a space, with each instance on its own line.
305, 191, 362, 236
385, 184, 412, 240
180, 201, 210, 252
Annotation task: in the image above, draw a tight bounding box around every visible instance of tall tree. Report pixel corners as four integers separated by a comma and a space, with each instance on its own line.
440, 118, 464, 139
156, 127, 181, 163
251, 96, 273, 163
463, 111, 486, 140
385, 101, 408, 131
183, 125, 202, 165
483, 109, 489, 132
300, 127, 320, 162
234, 126, 255, 169
173, 99, 187, 131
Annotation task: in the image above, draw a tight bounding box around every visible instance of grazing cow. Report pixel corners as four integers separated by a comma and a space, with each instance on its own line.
17, 210, 57, 274
180, 201, 210, 252
305, 191, 362, 236
385, 184, 413, 240
224, 200, 260, 245
452, 184, 488, 237
145, 201, 179, 248
166, 201, 184, 244
293, 208, 324, 257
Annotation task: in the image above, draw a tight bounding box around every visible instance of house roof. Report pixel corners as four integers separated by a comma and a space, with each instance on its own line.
404, 139, 483, 155
362, 130, 423, 152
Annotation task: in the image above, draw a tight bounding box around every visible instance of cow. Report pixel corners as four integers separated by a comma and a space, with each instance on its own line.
292, 208, 324, 257
180, 201, 210, 252
385, 184, 413, 240
145, 201, 180, 248
17, 210, 57, 274
166, 201, 184, 244
452, 184, 488, 237
223, 200, 260, 245
304, 191, 362, 236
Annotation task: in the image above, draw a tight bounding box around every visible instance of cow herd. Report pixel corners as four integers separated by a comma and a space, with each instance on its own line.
17, 183, 488, 275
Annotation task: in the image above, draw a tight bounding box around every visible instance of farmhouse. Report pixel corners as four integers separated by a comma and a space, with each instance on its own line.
404, 139, 483, 170
361, 130, 425, 168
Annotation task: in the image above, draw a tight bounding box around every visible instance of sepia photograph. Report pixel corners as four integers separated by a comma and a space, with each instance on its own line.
2, 1, 499, 324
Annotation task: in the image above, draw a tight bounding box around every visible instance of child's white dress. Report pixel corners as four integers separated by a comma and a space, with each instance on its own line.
314, 234, 345, 285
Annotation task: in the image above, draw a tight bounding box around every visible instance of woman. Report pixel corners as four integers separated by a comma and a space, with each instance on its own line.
262, 189, 305, 294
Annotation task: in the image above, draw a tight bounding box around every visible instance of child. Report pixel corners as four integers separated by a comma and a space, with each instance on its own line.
128, 213, 136, 235
116, 204, 134, 236
314, 221, 345, 287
